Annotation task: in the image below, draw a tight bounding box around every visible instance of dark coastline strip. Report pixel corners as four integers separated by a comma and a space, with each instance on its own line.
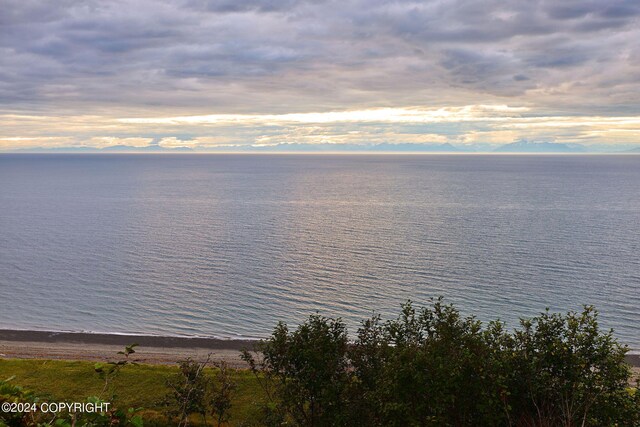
0, 329, 257, 351
0, 329, 638, 367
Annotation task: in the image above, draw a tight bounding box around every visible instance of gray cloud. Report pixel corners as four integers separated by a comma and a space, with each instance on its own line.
1, 0, 639, 118
185, 0, 328, 13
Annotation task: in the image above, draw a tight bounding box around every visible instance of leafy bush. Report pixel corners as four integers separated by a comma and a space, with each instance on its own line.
245, 300, 640, 426
210, 362, 235, 427
349, 300, 505, 426
493, 306, 640, 426
242, 314, 351, 426
165, 358, 211, 426
2, 303, 638, 426
164, 357, 236, 427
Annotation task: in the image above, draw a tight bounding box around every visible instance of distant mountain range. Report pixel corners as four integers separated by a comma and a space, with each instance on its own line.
239, 142, 464, 152
101, 144, 193, 152
493, 140, 587, 153
368, 142, 463, 152
5, 140, 639, 154
254, 141, 592, 153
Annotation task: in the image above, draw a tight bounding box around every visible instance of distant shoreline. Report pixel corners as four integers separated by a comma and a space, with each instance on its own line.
0, 329, 257, 367
2, 151, 640, 155
0, 329, 638, 368
0, 329, 256, 350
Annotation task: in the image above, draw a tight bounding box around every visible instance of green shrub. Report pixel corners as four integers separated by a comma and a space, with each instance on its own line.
350, 300, 505, 426
2, 302, 638, 426
164, 357, 236, 427
242, 314, 351, 426
246, 301, 640, 426
494, 306, 640, 426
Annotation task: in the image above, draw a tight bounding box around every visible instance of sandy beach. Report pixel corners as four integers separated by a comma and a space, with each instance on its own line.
1, 329, 639, 374
0, 329, 258, 368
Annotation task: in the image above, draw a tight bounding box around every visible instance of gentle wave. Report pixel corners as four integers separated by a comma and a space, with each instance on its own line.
0, 154, 639, 348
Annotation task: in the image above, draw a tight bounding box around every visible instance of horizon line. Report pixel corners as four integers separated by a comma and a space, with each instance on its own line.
2, 151, 639, 156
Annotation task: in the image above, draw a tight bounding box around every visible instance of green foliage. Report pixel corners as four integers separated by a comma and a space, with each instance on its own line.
164, 357, 237, 426
242, 314, 350, 426
350, 299, 504, 426
0, 377, 143, 427
0, 376, 40, 426
94, 343, 139, 399
165, 358, 211, 426
210, 362, 235, 427
0, 359, 262, 426
0, 345, 143, 427
46, 396, 144, 427
245, 300, 640, 427
493, 307, 640, 426
1, 303, 639, 426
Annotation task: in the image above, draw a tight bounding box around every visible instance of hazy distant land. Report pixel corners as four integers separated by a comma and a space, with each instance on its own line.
4, 140, 640, 154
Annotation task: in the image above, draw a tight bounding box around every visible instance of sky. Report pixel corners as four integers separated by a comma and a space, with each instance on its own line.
1, 0, 640, 152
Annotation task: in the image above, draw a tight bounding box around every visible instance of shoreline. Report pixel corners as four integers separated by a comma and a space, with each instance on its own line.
0, 329, 257, 350
0, 329, 258, 368
0, 329, 639, 369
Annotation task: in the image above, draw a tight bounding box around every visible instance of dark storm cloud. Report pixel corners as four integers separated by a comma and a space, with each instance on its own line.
1, 0, 639, 115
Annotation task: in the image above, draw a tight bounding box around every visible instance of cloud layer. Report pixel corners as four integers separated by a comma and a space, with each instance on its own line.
1, 0, 640, 151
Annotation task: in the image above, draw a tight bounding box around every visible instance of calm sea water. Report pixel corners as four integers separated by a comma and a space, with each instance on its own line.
0, 154, 639, 347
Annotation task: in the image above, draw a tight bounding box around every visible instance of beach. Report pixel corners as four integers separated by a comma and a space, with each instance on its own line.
1, 329, 639, 374
0, 329, 256, 368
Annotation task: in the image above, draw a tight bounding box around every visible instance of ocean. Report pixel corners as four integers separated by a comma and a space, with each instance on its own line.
0, 154, 639, 348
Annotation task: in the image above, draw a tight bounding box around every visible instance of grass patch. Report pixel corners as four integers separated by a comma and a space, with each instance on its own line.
0, 359, 266, 426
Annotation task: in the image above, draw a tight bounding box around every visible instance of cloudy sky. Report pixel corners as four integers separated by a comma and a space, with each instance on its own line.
2, 0, 640, 152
